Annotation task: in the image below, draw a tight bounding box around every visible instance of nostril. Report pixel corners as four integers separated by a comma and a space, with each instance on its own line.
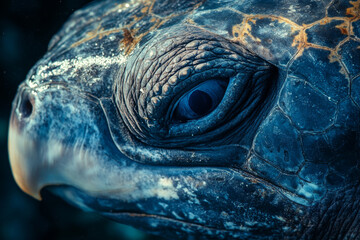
19, 93, 34, 118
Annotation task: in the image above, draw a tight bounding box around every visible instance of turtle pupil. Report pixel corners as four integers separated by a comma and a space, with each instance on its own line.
172, 79, 228, 122
189, 90, 213, 115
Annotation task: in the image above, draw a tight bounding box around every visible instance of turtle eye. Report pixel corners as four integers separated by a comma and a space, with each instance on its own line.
172, 79, 228, 122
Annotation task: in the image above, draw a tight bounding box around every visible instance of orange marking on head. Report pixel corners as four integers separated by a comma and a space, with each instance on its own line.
117, 0, 205, 55
232, 16, 302, 45
141, 6, 149, 14
66, 0, 199, 54
229, 11, 354, 78
70, 24, 122, 48
336, 21, 350, 35
121, 28, 135, 46
292, 29, 307, 50
328, 50, 342, 63
319, 19, 330, 25
120, 28, 140, 55
346, 0, 360, 18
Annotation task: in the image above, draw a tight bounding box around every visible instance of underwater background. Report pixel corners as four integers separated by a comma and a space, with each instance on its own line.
0, 1, 160, 239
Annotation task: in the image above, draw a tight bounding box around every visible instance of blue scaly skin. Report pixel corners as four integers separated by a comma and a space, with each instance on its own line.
8, 0, 360, 239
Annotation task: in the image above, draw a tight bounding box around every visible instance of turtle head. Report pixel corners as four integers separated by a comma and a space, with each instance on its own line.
9, 0, 360, 239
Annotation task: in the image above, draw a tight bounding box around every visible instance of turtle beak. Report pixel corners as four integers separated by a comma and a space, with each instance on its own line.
8, 83, 184, 209
8, 87, 43, 200
9, 124, 42, 200
7, 85, 94, 201
8, 86, 80, 201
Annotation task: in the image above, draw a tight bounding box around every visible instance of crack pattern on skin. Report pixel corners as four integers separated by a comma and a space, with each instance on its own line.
8, 0, 360, 239
231, 0, 360, 78
70, 0, 206, 54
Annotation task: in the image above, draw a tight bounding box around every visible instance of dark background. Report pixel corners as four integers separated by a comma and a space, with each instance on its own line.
0, 1, 154, 239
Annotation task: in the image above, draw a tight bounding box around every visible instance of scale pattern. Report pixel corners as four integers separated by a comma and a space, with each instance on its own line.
8, 0, 360, 239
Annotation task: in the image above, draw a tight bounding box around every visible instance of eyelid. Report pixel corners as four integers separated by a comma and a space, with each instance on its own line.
114, 28, 274, 147
168, 71, 250, 137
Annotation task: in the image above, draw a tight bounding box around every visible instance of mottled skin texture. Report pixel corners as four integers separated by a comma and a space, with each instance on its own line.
8, 0, 360, 239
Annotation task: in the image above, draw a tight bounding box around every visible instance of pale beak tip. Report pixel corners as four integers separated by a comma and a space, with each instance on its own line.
8, 127, 42, 201
11, 167, 42, 201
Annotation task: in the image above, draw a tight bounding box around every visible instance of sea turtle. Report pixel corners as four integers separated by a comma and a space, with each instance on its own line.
8, 0, 360, 239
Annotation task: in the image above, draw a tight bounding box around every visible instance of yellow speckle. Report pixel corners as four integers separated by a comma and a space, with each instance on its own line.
335, 21, 350, 35
328, 50, 341, 63
346, 0, 360, 18
159, 178, 173, 187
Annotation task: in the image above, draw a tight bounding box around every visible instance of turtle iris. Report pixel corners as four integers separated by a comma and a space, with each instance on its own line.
189, 90, 212, 115
173, 79, 228, 122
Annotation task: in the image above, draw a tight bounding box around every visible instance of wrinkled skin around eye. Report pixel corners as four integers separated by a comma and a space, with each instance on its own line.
116, 27, 276, 148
